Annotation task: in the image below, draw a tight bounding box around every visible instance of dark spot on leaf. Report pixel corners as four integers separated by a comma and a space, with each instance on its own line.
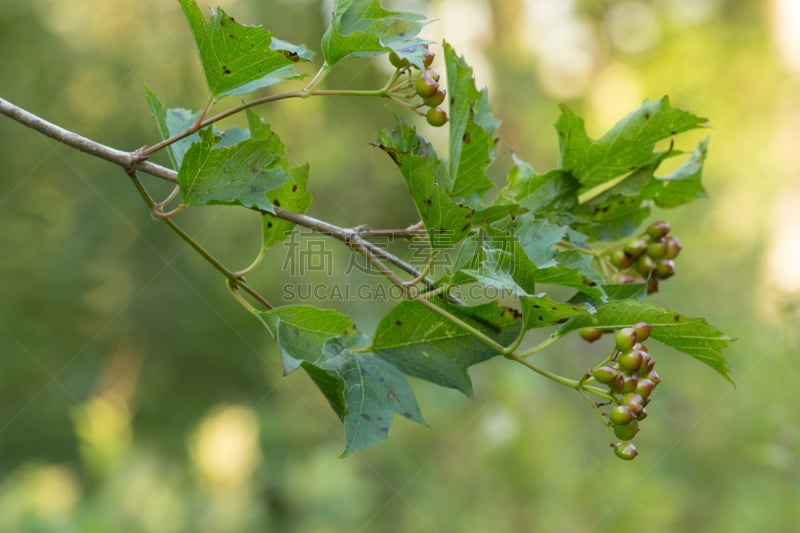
533, 304, 541, 309
292, 327, 300, 336
402, 412, 413, 419
229, 33, 235, 39
280, 50, 301, 62
425, 198, 433, 206
538, 314, 544, 321
463, 132, 471, 143
550, 306, 557, 311
361, 413, 372, 421
379, 427, 389, 434
292, 184, 298, 192
494, 327, 502, 334
630, 166, 637, 171
460, 223, 470, 232
670, 130, 678, 135
387, 391, 397, 401
377, 416, 384, 421
556, 318, 569, 324
222, 65, 232, 75
644, 112, 651, 120
273, 199, 281, 207
266, 221, 273, 229
511, 309, 522, 319
250, 186, 259, 193
449, 96, 455, 106
674, 314, 681, 321
438, 228, 445, 233
395, 320, 403, 326
467, 210, 474, 218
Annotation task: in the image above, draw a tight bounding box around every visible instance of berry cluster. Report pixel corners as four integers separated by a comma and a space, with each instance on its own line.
582, 322, 662, 460
389, 47, 448, 127
608, 220, 682, 293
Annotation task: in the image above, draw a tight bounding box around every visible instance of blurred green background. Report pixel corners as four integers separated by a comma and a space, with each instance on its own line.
1, 0, 798, 531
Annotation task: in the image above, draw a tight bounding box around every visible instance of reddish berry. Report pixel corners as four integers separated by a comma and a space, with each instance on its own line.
609, 373, 625, 394
624, 237, 648, 258
423, 88, 446, 107
635, 378, 655, 400
621, 392, 645, 415
634, 322, 651, 342
646, 221, 671, 239
610, 250, 632, 269
664, 236, 682, 259
656, 259, 676, 280
637, 408, 648, 421
612, 272, 635, 284
622, 375, 638, 393
638, 352, 655, 374
647, 369, 662, 385
422, 49, 435, 68
647, 277, 659, 294
415, 76, 439, 98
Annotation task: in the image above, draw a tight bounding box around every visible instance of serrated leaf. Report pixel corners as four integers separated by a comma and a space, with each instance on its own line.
261, 165, 312, 249
375, 120, 474, 249
257, 305, 363, 375
535, 250, 606, 301
460, 227, 536, 296
178, 112, 306, 212
144, 87, 201, 168
512, 213, 568, 268
558, 300, 734, 382
258, 306, 424, 455
314, 340, 426, 456
644, 137, 709, 208
179, 0, 312, 99
372, 300, 522, 395
499, 156, 579, 214
321, 0, 429, 68
520, 294, 592, 330
444, 42, 500, 201
558, 96, 707, 195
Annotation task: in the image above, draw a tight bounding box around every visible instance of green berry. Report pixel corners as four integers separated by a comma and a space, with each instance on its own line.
638, 352, 655, 374
614, 441, 638, 460
624, 237, 648, 258
613, 420, 640, 440
646, 240, 667, 259
635, 254, 657, 276
646, 220, 671, 239
426, 107, 448, 127
621, 392, 645, 415
615, 328, 637, 352
389, 51, 409, 68
592, 366, 619, 384
664, 236, 682, 259
426, 69, 440, 82
423, 88, 446, 107
580, 328, 604, 343
618, 350, 643, 373
634, 322, 651, 342
415, 76, 439, 98
656, 259, 675, 280
610, 405, 636, 425
609, 373, 625, 394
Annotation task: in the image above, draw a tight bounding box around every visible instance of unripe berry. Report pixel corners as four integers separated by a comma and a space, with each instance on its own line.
635, 378, 655, 400
592, 365, 619, 384
613, 420, 640, 440
415, 76, 439, 98
637, 408, 648, 421
422, 49, 435, 68
614, 441, 638, 460
609, 373, 625, 394
426, 107, 448, 127
618, 350, 643, 373
647, 277, 659, 294
624, 237, 648, 258
646, 220, 671, 239
635, 254, 657, 276
664, 236, 682, 259
610, 249, 632, 269
646, 240, 667, 259
580, 327, 604, 343
647, 369, 662, 385
638, 352, 655, 374
621, 392, 645, 415
622, 375, 638, 393
634, 322, 651, 342
426, 69, 440, 82
389, 51, 409, 68
610, 405, 636, 425
656, 259, 676, 280
615, 328, 637, 352
612, 272, 635, 284
423, 88, 446, 107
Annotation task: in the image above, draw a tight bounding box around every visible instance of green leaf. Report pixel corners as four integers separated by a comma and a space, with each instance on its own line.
499, 157, 579, 214
178, 0, 312, 99
535, 250, 606, 301
520, 294, 592, 330
644, 137, 709, 208
375, 119, 475, 249
261, 166, 312, 249
557, 96, 707, 195
313, 341, 426, 457
143, 87, 201, 168
511, 213, 568, 268
178, 112, 306, 212
257, 305, 363, 375
459, 227, 536, 297
444, 42, 500, 201
558, 300, 734, 382
321, 0, 429, 68
372, 300, 522, 395
258, 306, 425, 455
